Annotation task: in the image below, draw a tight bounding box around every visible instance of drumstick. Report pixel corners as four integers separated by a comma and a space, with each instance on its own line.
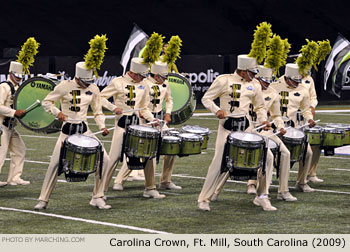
253, 120, 274, 132
162, 128, 175, 131
267, 126, 292, 137
147, 119, 164, 125
90, 127, 116, 136
297, 120, 320, 129
25, 100, 41, 113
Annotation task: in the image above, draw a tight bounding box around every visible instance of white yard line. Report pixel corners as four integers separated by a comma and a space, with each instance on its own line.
0, 207, 170, 234
328, 168, 350, 171
321, 156, 350, 160
4, 158, 49, 165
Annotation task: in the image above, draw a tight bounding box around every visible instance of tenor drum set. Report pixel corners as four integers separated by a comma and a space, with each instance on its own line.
304, 123, 350, 155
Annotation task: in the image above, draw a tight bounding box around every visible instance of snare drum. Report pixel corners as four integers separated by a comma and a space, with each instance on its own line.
61, 134, 102, 182
160, 136, 181, 155
326, 124, 350, 145
227, 132, 265, 170
178, 133, 203, 155
125, 125, 160, 158
304, 126, 323, 145
321, 127, 344, 147
181, 125, 210, 149
281, 128, 305, 163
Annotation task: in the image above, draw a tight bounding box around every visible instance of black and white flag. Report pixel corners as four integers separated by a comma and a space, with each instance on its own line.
323, 34, 350, 97
120, 24, 149, 75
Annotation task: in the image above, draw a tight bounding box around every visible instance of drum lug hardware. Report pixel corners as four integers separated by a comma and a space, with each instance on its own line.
62, 160, 70, 173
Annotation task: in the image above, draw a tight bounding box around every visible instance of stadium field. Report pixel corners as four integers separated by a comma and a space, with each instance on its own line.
1, 108, 350, 234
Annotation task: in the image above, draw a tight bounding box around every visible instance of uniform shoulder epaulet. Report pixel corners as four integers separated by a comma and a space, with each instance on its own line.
0, 81, 15, 96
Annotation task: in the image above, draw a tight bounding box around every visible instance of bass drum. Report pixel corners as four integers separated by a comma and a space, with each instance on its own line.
163, 73, 196, 125
14, 77, 62, 133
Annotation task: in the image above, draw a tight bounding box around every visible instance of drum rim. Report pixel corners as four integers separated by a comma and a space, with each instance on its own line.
14, 77, 61, 133
179, 133, 203, 141
181, 125, 210, 134
229, 132, 265, 143
128, 124, 159, 133
67, 134, 101, 148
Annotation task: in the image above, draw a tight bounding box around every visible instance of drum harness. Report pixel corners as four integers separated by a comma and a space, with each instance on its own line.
0, 81, 17, 130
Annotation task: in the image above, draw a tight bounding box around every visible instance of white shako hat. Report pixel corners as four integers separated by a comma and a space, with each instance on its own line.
130, 57, 149, 76
75, 62, 94, 84
256, 65, 273, 83
151, 61, 168, 76
285, 63, 302, 83
237, 54, 258, 73
9, 61, 24, 75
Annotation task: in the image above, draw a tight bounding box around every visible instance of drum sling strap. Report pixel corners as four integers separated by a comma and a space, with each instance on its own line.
1, 81, 17, 129
302, 136, 308, 166
275, 149, 281, 178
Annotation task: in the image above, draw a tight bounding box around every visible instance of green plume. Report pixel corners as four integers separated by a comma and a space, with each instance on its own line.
142, 32, 164, 65
84, 34, 108, 77
162, 35, 182, 72
281, 38, 291, 66
17, 37, 40, 74
264, 34, 284, 76
248, 22, 273, 64
313, 40, 332, 71
296, 39, 318, 75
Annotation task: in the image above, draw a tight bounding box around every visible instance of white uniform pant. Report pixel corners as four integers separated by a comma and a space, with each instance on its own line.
296, 144, 313, 185
38, 130, 109, 202
0, 126, 26, 183
198, 121, 272, 203
247, 130, 291, 193
114, 155, 176, 186
103, 122, 156, 191
308, 145, 321, 177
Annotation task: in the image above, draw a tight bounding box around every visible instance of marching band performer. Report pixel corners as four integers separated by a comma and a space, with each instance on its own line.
101, 57, 164, 199
254, 65, 297, 201
0, 38, 39, 187
270, 63, 316, 192
300, 40, 332, 183
198, 54, 276, 212
112, 61, 181, 191
34, 62, 111, 210
0, 61, 28, 187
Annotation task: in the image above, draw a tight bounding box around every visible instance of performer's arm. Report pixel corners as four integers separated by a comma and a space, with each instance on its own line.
201, 77, 226, 114
139, 84, 155, 122
0, 85, 15, 117
269, 97, 284, 130
100, 78, 118, 112
300, 93, 313, 121
164, 82, 173, 114
42, 84, 63, 116
90, 87, 106, 130
252, 85, 267, 123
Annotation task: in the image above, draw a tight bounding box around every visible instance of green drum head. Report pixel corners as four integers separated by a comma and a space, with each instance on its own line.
163, 73, 191, 112
14, 77, 61, 132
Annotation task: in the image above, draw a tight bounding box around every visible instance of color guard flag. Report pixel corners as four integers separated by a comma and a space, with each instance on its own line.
323, 34, 350, 97
120, 24, 149, 75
